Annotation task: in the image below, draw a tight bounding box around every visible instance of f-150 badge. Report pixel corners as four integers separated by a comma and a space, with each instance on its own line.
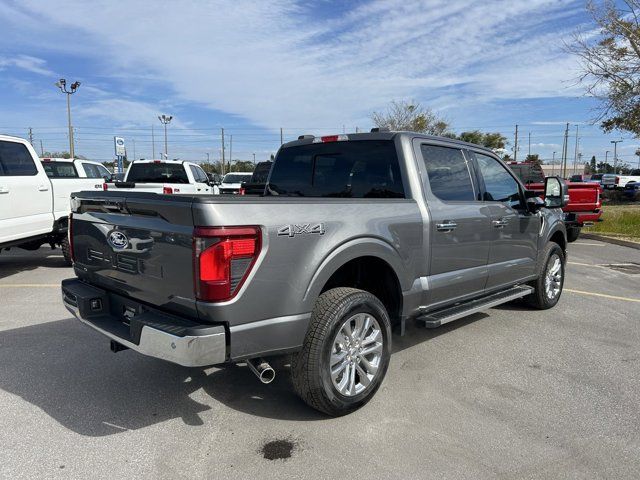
278, 223, 325, 237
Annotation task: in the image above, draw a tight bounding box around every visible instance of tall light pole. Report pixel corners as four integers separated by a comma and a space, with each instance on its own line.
611, 140, 622, 174
252, 152, 256, 165
552, 151, 556, 175
55, 78, 81, 159
158, 114, 172, 158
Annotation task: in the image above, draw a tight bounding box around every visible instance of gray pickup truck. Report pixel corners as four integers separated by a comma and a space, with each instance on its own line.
62, 130, 568, 416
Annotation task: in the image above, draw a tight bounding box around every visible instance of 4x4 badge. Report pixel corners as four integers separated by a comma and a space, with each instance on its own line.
278, 223, 325, 238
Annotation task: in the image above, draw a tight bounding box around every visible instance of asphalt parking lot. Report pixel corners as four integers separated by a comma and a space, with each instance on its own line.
0, 241, 639, 479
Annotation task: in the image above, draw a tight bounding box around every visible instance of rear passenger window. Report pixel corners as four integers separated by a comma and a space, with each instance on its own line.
421, 144, 475, 201
42, 162, 78, 178
0, 141, 38, 176
268, 140, 405, 198
82, 163, 100, 178
475, 153, 522, 208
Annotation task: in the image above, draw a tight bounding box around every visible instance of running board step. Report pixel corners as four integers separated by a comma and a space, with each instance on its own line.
417, 285, 534, 328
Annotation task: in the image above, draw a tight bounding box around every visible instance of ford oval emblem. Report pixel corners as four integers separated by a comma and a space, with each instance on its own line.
107, 230, 129, 249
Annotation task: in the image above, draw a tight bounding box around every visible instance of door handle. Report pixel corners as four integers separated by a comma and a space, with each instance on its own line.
38, 185, 49, 192
492, 218, 509, 228
436, 222, 457, 232
0, 186, 8, 194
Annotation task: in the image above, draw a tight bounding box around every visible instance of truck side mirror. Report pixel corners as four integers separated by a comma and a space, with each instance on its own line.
544, 176, 569, 208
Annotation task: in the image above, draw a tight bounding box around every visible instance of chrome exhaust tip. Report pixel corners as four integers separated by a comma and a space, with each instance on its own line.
247, 357, 275, 384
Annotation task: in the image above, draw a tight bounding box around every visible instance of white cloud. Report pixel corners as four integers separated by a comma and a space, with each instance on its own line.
9, 0, 587, 129
0, 54, 54, 76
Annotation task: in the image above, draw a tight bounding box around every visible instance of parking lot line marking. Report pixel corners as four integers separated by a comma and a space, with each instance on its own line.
565, 288, 640, 303
573, 242, 604, 246
0, 284, 59, 288
567, 261, 602, 267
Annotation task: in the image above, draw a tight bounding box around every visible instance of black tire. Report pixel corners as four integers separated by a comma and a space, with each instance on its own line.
566, 227, 581, 243
291, 287, 392, 416
525, 242, 565, 310
61, 236, 72, 266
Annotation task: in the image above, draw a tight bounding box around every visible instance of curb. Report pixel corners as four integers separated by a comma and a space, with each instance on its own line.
581, 233, 640, 251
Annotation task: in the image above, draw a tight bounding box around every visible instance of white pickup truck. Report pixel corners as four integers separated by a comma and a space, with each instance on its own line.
0, 135, 106, 264
601, 172, 640, 189
41, 158, 108, 217
103, 159, 215, 195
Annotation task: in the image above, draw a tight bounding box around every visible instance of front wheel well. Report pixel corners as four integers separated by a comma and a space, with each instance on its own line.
320, 256, 402, 324
549, 230, 567, 253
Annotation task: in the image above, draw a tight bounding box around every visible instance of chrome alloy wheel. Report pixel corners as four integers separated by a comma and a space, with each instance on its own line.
330, 312, 383, 397
545, 254, 562, 300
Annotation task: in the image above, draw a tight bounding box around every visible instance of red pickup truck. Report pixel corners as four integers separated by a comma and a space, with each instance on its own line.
507, 162, 602, 242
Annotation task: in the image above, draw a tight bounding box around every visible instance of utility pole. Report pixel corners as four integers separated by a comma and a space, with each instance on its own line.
573, 125, 579, 176
514, 124, 519, 162
528, 131, 531, 156
280, 127, 284, 146
229, 135, 233, 172
55, 78, 81, 159
611, 140, 622, 174
206, 152, 210, 163
605, 151, 609, 173
355, 126, 359, 133
28, 127, 33, 146
636, 149, 640, 170
552, 151, 556, 175
562, 123, 569, 178
221, 128, 226, 175
151, 125, 156, 159
132, 138, 136, 161
158, 114, 172, 158
252, 152, 256, 165
39, 140, 44, 156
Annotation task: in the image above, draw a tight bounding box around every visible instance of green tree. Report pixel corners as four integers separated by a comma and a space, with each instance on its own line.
597, 161, 615, 173
525, 154, 542, 166
457, 130, 507, 149
590, 155, 597, 172
569, 1, 640, 135
42, 151, 88, 160
371, 100, 452, 135
228, 160, 255, 172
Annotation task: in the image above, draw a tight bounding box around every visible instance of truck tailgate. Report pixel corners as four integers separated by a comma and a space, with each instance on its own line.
71, 192, 198, 319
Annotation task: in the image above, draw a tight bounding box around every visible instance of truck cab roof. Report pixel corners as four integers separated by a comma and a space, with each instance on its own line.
282, 130, 497, 156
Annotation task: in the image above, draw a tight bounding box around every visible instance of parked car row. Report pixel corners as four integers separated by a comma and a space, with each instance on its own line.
0, 134, 265, 264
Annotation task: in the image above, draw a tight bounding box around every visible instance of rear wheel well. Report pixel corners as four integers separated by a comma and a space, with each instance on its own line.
321, 256, 402, 324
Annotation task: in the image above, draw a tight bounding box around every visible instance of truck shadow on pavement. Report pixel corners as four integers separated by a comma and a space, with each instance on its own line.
0, 313, 488, 435
0, 251, 69, 280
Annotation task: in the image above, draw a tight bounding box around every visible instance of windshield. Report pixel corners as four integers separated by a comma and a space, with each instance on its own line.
41, 161, 79, 178
126, 162, 189, 184
222, 173, 253, 183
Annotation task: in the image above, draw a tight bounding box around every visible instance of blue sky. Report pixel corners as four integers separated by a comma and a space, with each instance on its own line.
1, 0, 639, 169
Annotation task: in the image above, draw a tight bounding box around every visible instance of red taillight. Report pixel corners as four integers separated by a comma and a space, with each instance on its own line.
163, 186, 173, 194
193, 226, 261, 302
68, 213, 75, 262
615, 176, 620, 184
102, 183, 108, 191
239, 187, 246, 195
